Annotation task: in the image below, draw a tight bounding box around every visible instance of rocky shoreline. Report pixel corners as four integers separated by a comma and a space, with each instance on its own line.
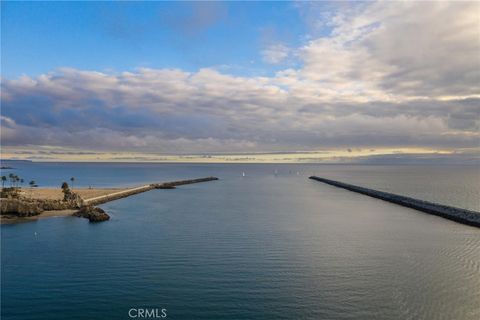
1, 197, 80, 217
309, 176, 480, 228
0, 194, 107, 223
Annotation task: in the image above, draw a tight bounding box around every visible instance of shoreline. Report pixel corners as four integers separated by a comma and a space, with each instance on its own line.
1, 209, 77, 224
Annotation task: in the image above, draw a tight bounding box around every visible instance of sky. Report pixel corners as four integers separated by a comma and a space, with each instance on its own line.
1, 1, 479, 163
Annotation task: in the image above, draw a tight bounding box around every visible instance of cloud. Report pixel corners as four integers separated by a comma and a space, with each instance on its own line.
261, 43, 291, 64
159, 2, 227, 37
96, 2, 227, 41
2, 67, 478, 155
1, 1, 479, 159
297, 1, 480, 98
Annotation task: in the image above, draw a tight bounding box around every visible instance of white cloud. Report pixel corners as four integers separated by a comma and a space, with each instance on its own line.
297, 1, 480, 99
261, 43, 291, 64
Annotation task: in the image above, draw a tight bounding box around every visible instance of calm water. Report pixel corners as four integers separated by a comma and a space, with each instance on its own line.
1, 163, 480, 319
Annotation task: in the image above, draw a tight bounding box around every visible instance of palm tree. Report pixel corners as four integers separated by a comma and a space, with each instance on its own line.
12, 175, 17, 188
70, 177, 75, 189
8, 173, 14, 188
1, 176, 6, 188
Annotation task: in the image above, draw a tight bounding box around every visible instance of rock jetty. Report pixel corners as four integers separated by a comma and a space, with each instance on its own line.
152, 177, 219, 188
85, 177, 218, 206
309, 176, 480, 228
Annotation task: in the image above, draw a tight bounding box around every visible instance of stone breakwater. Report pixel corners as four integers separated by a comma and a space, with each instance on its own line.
309, 176, 480, 228
83, 177, 219, 206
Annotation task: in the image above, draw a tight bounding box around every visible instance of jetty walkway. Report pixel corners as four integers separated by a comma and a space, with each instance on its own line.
309, 176, 480, 228
84, 177, 218, 206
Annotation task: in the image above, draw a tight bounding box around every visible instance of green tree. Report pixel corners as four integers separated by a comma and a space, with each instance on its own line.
1, 176, 6, 188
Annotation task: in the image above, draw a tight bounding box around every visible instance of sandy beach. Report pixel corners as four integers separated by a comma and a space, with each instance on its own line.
18, 188, 128, 201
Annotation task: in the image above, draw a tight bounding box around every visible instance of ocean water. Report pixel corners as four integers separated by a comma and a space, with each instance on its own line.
1, 163, 480, 319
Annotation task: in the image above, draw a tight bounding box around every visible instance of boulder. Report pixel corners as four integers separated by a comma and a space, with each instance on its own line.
74, 205, 110, 222
62, 190, 84, 207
